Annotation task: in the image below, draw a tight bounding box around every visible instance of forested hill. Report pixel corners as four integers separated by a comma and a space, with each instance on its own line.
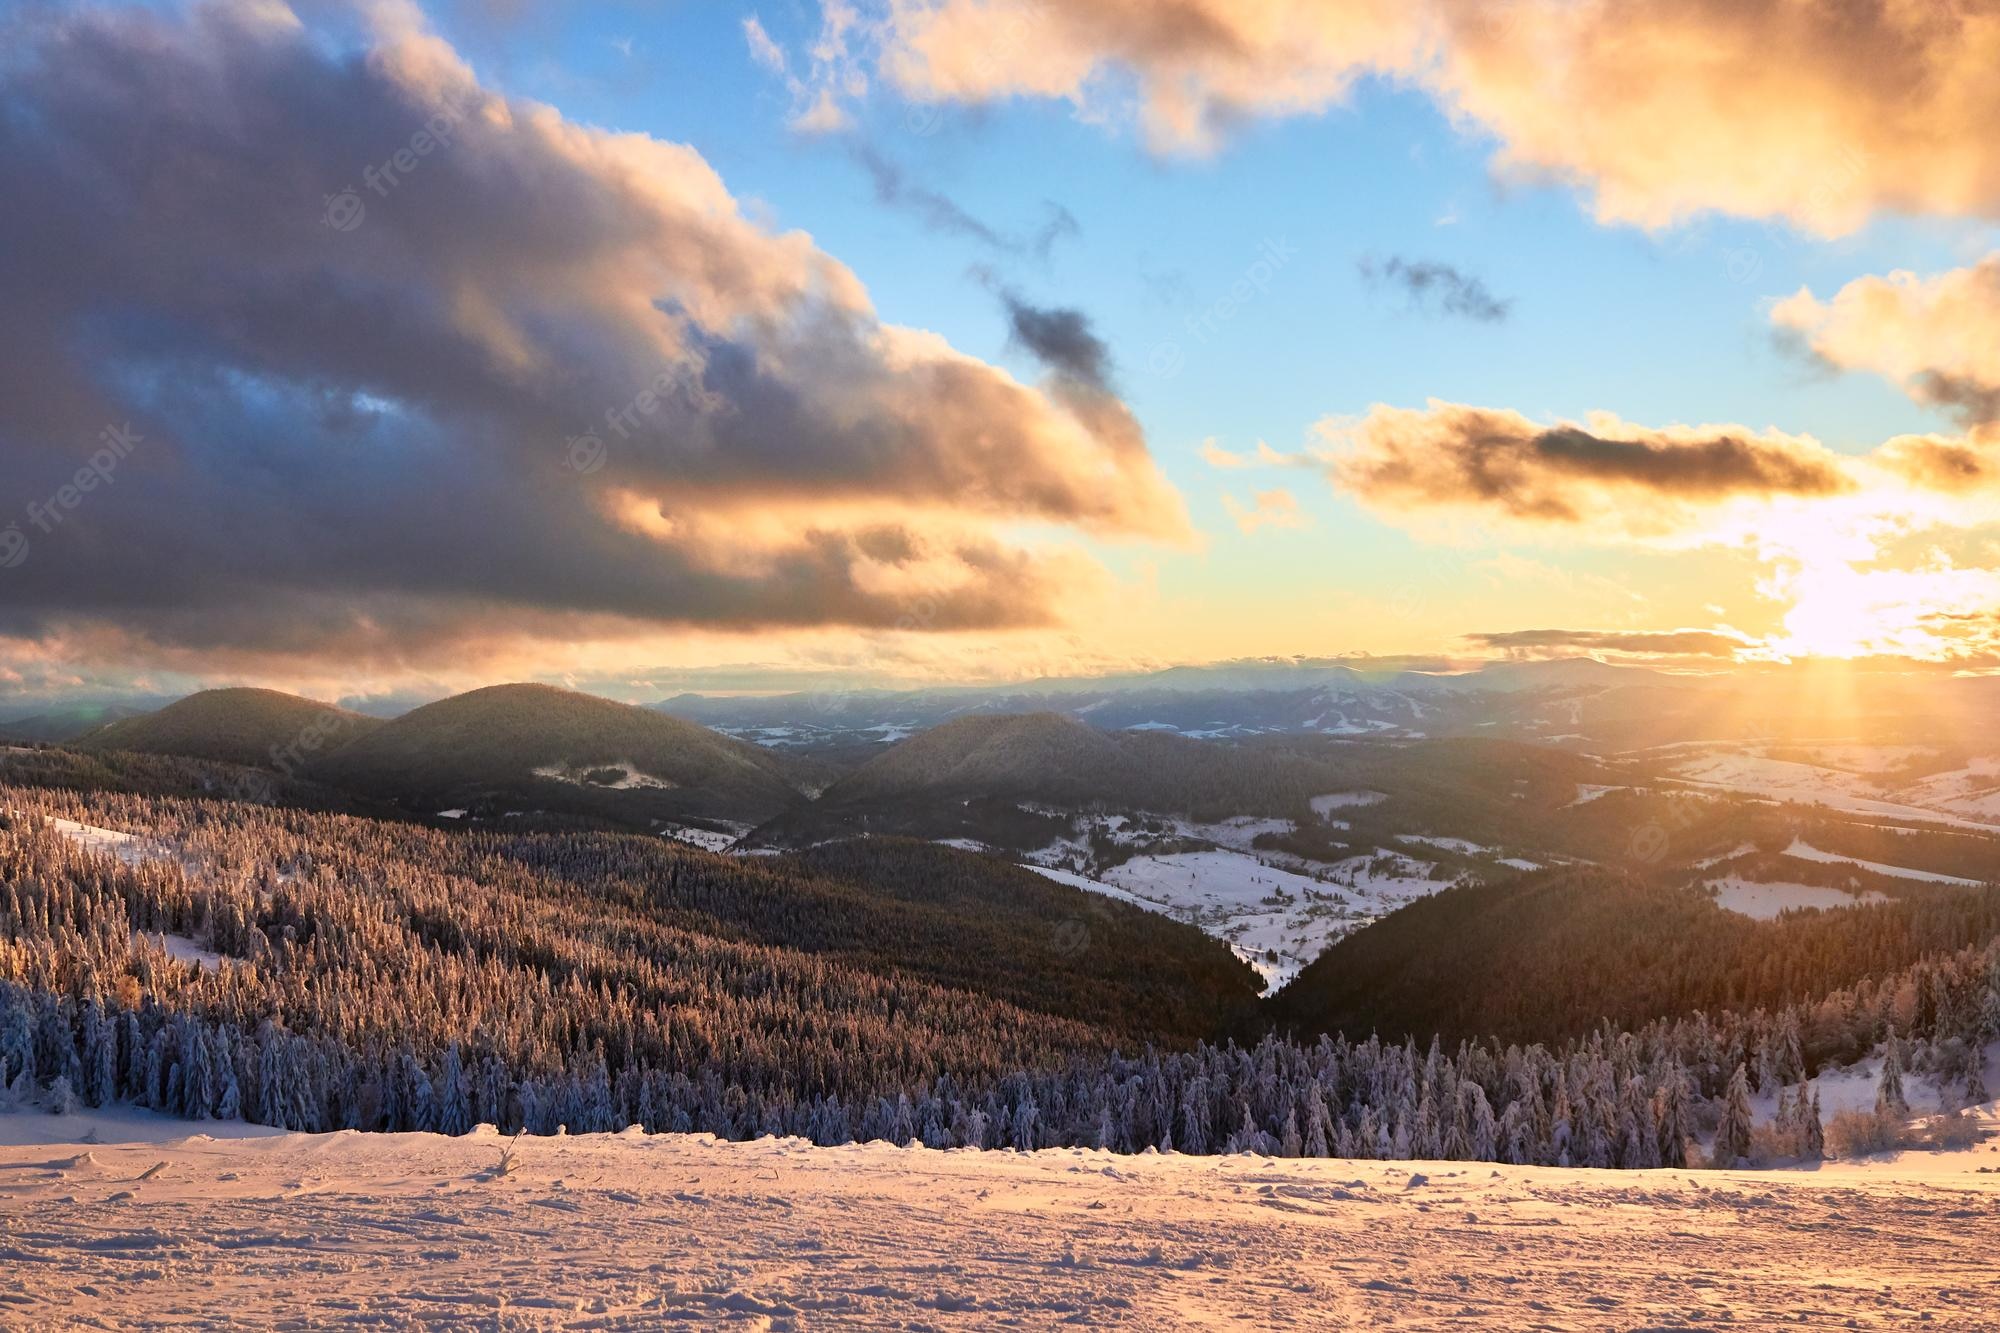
309, 683, 829, 823
79, 688, 380, 770
1270, 867, 2000, 1047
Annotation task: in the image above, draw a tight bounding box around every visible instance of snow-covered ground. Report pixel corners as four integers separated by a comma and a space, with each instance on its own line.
1707, 876, 1889, 920
656, 821, 746, 853
1015, 807, 1506, 990
1662, 745, 2000, 833
1309, 790, 1387, 817
533, 760, 677, 791
1783, 838, 1984, 886
4, 1111, 1999, 1329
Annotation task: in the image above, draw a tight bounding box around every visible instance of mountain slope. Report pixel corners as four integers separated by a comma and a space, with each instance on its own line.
1270, 867, 2000, 1047
312, 683, 823, 822
830, 712, 1144, 801
77, 688, 380, 769
0, 702, 150, 744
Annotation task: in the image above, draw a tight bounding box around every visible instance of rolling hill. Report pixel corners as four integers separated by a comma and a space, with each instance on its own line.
1269, 867, 2000, 1048
310, 682, 826, 823
77, 688, 380, 769
0, 702, 151, 744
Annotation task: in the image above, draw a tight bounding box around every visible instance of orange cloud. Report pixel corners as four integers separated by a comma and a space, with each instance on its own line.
840, 0, 2000, 232
1221, 488, 1309, 535
1321, 401, 1856, 539
1775, 257, 2000, 423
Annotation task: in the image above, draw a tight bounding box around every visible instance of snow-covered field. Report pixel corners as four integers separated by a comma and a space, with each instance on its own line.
1707, 876, 1889, 920
1783, 838, 1984, 886
1662, 745, 2000, 834
5, 1111, 2000, 1329
1014, 807, 1525, 989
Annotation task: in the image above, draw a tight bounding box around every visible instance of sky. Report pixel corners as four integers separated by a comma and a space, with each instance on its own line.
6, 0, 2000, 709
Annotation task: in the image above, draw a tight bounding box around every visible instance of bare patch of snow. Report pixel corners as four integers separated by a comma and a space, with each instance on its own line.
1310, 791, 1387, 818
1782, 839, 1984, 887
1707, 877, 1889, 920
532, 760, 678, 791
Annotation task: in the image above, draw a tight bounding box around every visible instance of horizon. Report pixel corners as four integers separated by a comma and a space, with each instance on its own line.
18, 650, 2000, 720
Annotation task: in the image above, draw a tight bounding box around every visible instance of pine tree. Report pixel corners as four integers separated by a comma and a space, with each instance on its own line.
1877, 1029, 1909, 1116
435, 1042, 472, 1137
1799, 1086, 1825, 1161
1713, 1065, 1754, 1168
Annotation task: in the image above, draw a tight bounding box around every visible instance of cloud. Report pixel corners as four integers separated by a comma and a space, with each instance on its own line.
1322, 401, 1856, 538
0, 0, 1187, 676
1358, 256, 1511, 322
854, 146, 1078, 259
744, 4, 864, 132
832, 0, 2000, 233
1466, 628, 1754, 658
1773, 257, 2000, 424
1000, 294, 1113, 394
1221, 488, 1309, 536
743, 15, 788, 73
1199, 438, 1299, 470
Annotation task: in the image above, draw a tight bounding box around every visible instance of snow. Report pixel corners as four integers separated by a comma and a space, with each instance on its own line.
1782, 838, 1985, 887
35, 814, 165, 867
658, 824, 739, 853
153, 932, 227, 972
1707, 877, 1889, 920
1309, 791, 1386, 817
1028, 845, 1457, 992
4, 1112, 2000, 1329
1564, 783, 1625, 806
1664, 746, 2000, 831
1388, 834, 1541, 871
532, 760, 677, 791
435, 808, 467, 819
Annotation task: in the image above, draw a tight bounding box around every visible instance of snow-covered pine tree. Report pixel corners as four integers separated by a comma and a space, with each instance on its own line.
1877, 1029, 1909, 1115
1713, 1065, 1755, 1168
1800, 1086, 1825, 1161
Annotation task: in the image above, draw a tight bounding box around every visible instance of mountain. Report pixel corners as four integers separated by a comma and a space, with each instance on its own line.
830, 712, 1144, 801
660, 657, 1683, 755
751, 711, 1366, 848
77, 688, 381, 769
0, 701, 151, 744
311, 682, 826, 823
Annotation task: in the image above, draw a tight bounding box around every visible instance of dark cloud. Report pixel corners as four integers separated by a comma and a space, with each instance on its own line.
854, 145, 1078, 261
1329, 402, 1855, 532
0, 2, 1184, 674
1468, 629, 1753, 657
1359, 256, 1512, 323
1001, 295, 1114, 394
1913, 371, 2000, 428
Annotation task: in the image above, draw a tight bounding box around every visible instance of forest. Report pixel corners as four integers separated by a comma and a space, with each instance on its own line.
3, 750, 1998, 1167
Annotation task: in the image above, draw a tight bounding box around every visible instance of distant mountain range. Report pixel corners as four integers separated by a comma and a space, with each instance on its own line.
0, 701, 153, 744
659, 657, 2000, 755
